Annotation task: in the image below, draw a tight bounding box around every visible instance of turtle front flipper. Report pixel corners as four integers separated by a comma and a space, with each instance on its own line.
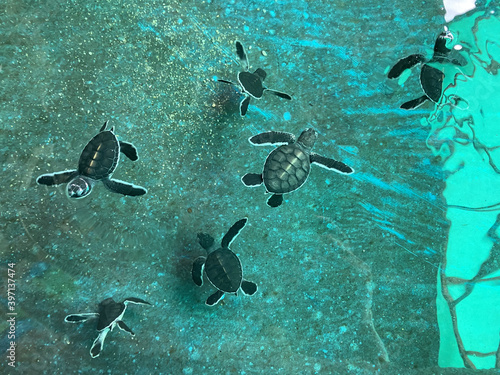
249, 131, 296, 146
36, 170, 78, 186
267, 194, 283, 208
206, 290, 225, 306
310, 153, 354, 174
90, 327, 110, 358
240, 96, 251, 116
102, 178, 147, 196
400, 95, 428, 110
192, 256, 206, 286
241, 173, 263, 187
241, 280, 258, 296
235, 41, 249, 71
221, 218, 248, 249
388, 54, 426, 79
117, 320, 135, 336
265, 88, 292, 100
123, 297, 151, 306
64, 313, 99, 323
449, 52, 467, 67
119, 141, 139, 161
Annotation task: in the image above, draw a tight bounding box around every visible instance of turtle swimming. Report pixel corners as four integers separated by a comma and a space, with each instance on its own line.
192, 218, 258, 306
218, 41, 292, 116
388, 28, 467, 109
36, 121, 147, 198
242, 128, 354, 207
64, 297, 151, 358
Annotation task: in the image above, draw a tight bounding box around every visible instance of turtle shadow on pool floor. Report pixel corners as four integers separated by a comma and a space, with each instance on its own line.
167, 224, 209, 305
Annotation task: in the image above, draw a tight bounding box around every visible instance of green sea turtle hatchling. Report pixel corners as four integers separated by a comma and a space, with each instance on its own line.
218, 41, 292, 116
242, 128, 354, 207
65, 297, 151, 358
388, 28, 467, 109
192, 218, 258, 306
37, 121, 147, 198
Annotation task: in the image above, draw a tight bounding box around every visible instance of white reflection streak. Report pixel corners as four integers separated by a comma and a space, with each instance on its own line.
443, 0, 476, 22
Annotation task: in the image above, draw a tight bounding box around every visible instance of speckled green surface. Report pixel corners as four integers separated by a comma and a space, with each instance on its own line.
1, 0, 499, 374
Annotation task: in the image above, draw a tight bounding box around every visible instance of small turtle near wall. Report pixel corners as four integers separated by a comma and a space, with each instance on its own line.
388, 27, 467, 109
242, 128, 354, 207
65, 297, 151, 358
192, 218, 258, 306
37, 121, 147, 198
218, 41, 292, 116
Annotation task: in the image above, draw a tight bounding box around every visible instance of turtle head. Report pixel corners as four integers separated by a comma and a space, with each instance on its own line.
297, 128, 318, 151
434, 28, 454, 57
67, 177, 93, 199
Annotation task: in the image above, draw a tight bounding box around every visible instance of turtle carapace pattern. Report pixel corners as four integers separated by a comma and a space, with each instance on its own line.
191, 218, 258, 306
36, 121, 147, 198
64, 297, 151, 358
241, 128, 354, 207
218, 41, 292, 116
387, 28, 467, 109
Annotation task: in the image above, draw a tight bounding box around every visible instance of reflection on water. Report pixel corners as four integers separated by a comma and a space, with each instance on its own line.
426, 5, 500, 369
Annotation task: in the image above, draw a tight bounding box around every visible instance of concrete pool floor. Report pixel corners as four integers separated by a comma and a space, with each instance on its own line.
1, 0, 498, 373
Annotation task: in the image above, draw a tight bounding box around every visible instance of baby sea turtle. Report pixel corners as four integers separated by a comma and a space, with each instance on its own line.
65, 297, 151, 358
192, 218, 258, 306
218, 41, 292, 116
37, 121, 147, 198
242, 128, 354, 207
388, 28, 467, 109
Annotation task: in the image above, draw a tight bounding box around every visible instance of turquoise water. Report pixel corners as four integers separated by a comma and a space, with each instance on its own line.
1, 0, 499, 374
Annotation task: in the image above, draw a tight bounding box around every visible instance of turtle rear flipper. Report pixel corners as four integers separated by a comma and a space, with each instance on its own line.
388, 54, 426, 79
265, 89, 292, 100
119, 141, 138, 161
90, 328, 110, 358
37, 170, 78, 186
117, 320, 134, 336
240, 96, 251, 116
99, 121, 109, 132
235, 41, 249, 71
123, 297, 151, 306
192, 256, 206, 286
241, 280, 258, 296
102, 178, 147, 196
267, 194, 283, 207
221, 218, 247, 248
254, 68, 267, 81
249, 131, 295, 146
218, 79, 237, 86
64, 313, 99, 323
400, 95, 428, 110
241, 173, 263, 187
206, 290, 224, 306
310, 153, 354, 174
197, 233, 215, 251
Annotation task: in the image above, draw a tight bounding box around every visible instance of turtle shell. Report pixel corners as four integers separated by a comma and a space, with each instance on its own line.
238, 71, 265, 98
96, 298, 125, 331
420, 63, 444, 103
205, 248, 242, 293
263, 144, 311, 194
78, 130, 119, 180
